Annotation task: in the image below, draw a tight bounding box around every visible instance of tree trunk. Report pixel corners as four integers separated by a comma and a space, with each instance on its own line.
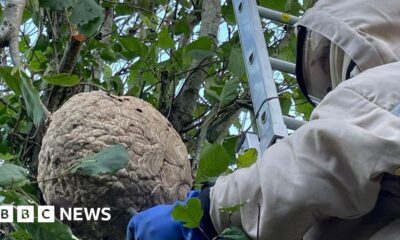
169, 0, 221, 132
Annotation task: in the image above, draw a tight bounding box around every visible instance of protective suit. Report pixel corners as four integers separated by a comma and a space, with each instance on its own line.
296, 0, 400, 104
210, 0, 400, 239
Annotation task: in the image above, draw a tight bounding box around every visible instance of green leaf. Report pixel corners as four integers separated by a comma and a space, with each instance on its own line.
219, 78, 240, 108
186, 36, 215, 60
196, 144, 231, 183
171, 198, 203, 228
9, 230, 32, 240
115, 4, 135, 15
293, 88, 314, 120
0, 152, 16, 161
79, 15, 104, 37
219, 201, 248, 215
276, 34, 297, 63
296, 102, 314, 121
237, 148, 258, 169
120, 37, 148, 57
71, 144, 129, 176
187, 37, 214, 52
19, 71, 45, 126
39, 0, 74, 10
221, 226, 250, 240
18, 220, 79, 240
158, 26, 174, 49
175, 17, 190, 36
0, 163, 28, 187
100, 47, 118, 62
259, 0, 287, 11
205, 78, 240, 108
70, 0, 103, 36
42, 73, 80, 87
0, 66, 21, 95
286, 0, 302, 15
228, 47, 246, 78
222, 136, 240, 161
205, 79, 223, 103
279, 92, 292, 116
222, 2, 236, 25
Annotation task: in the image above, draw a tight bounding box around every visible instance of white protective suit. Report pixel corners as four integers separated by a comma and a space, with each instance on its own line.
209, 0, 400, 239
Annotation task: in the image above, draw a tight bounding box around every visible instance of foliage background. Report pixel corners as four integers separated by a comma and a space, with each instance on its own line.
0, 0, 315, 238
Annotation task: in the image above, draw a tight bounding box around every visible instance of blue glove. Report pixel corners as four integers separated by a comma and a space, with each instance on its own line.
126, 191, 206, 240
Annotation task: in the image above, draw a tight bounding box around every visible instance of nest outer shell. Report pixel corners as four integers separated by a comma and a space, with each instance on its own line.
38, 91, 192, 239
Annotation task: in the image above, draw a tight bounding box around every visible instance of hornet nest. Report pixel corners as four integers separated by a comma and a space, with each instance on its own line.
37, 91, 192, 239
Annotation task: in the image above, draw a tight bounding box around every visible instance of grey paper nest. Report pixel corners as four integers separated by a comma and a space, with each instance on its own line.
37, 91, 192, 239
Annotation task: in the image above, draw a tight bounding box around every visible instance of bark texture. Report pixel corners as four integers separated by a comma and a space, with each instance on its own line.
0, 0, 26, 66
169, 0, 221, 132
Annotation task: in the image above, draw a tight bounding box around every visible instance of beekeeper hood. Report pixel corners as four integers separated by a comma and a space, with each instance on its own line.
296, 0, 400, 105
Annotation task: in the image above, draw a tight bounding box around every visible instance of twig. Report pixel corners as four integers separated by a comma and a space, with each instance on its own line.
257, 203, 261, 240
31, 159, 96, 184
198, 226, 211, 240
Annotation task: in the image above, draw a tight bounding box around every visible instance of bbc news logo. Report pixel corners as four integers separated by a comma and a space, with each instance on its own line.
0, 206, 111, 223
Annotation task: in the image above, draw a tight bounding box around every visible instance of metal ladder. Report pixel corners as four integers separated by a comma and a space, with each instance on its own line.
233, 0, 305, 155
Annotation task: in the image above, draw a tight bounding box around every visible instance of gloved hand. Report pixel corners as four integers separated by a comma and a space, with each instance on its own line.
126, 190, 206, 240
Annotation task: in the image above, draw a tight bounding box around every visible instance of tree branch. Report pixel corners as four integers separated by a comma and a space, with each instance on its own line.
0, 0, 26, 66
169, 0, 221, 132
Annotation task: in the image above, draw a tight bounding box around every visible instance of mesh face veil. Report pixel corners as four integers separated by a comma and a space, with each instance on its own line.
297, 27, 360, 105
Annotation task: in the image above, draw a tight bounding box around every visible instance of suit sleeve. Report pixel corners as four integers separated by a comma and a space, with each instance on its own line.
209, 62, 400, 239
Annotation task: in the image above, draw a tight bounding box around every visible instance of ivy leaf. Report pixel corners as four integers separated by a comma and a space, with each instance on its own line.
158, 26, 174, 49
221, 226, 250, 240
70, 0, 104, 36
171, 198, 203, 228
195, 144, 231, 183
0, 163, 29, 187
237, 148, 258, 169
19, 71, 45, 126
39, 0, 74, 10
70, 144, 129, 176
42, 73, 80, 87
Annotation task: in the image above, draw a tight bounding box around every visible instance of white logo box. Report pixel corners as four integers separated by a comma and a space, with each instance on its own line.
0, 205, 55, 223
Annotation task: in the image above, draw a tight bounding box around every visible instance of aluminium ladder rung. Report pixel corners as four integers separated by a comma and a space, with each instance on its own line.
284, 116, 306, 130
270, 58, 296, 75
258, 6, 300, 25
